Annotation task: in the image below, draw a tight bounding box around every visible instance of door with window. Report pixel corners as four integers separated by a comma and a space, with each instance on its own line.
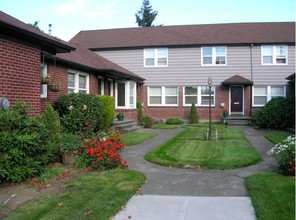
230, 86, 243, 114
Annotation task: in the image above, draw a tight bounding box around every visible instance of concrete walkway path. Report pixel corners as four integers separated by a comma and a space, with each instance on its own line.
114, 126, 278, 220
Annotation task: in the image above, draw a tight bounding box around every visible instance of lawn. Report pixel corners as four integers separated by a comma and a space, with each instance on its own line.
265, 133, 289, 144
145, 124, 261, 169
246, 172, 295, 220
122, 132, 157, 146
4, 169, 146, 220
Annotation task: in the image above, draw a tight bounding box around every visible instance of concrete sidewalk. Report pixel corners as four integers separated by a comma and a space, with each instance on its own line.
114, 126, 280, 220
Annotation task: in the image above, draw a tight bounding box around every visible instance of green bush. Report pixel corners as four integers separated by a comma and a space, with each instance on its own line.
189, 102, 199, 123
252, 97, 295, 129
165, 118, 184, 125
142, 116, 154, 128
53, 93, 102, 136
42, 104, 61, 161
60, 133, 82, 153
97, 95, 115, 128
137, 101, 144, 123
0, 102, 52, 183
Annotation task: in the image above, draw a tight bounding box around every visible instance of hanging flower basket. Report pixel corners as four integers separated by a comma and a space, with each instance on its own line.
48, 82, 61, 92
40, 75, 51, 84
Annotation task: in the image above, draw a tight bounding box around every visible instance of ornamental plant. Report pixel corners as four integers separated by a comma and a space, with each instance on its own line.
79, 133, 127, 170
267, 135, 295, 176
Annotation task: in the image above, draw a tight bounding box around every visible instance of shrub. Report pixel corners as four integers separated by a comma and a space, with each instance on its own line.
142, 116, 154, 128
267, 135, 295, 176
165, 118, 184, 125
0, 102, 52, 183
60, 133, 83, 153
42, 104, 62, 161
189, 102, 198, 123
253, 97, 295, 129
137, 101, 144, 123
53, 93, 102, 135
97, 95, 115, 128
79, 133, 127, 170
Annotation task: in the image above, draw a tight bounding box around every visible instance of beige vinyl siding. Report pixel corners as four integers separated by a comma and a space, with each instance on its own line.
96, 45, 295, 86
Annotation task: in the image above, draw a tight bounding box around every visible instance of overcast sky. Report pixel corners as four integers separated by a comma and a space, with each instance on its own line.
1, 0, 295, 41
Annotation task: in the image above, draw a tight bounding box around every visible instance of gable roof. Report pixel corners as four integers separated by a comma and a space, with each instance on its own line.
222, 75, 253, 85
0, 10, 74, 53
55, 45, 145, 82
70, 22, 295, 50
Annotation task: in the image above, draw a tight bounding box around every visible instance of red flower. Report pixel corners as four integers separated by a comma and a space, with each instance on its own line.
123, 160, 128, 167
84, 122, 90, 127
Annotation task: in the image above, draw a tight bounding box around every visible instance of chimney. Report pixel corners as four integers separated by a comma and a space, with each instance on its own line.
48, 24, 52, 36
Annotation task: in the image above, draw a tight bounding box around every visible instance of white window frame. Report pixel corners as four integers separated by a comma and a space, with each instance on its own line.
115, 81, 137, 109
261, 45, 288, 65
148, 86, 178, 106
201, 47, 227, 66
252, 85, 286, 107
144, 48, 168, 67
40, 64, 47, 98
183, 86, 215, 106
68, 70, 89, 94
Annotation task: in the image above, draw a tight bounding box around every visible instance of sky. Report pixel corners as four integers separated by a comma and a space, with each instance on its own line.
0, 0, 295, 41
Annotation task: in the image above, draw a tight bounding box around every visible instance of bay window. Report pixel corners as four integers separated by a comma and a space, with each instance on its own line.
115, 81, 136, 108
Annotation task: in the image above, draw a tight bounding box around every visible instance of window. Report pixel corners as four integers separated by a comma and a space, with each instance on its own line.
40, 64, 47, 98
67, 71, 89, 94
144, 48, 168, 67
253, 85, 285, 106
115, 81, 137, 108
262, 45, 287, 65
148, 86, 178, 106
184, 86, 215, 106
202, 47, 226, 65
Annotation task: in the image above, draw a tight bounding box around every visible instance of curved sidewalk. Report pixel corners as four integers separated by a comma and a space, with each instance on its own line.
115, 126, 278, 220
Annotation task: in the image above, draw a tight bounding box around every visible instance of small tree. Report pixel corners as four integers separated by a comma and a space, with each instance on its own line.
135, 0, 158, 27
189, 103, 198, 124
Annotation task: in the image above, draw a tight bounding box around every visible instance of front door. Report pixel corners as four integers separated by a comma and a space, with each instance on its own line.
230, 86, 243, 114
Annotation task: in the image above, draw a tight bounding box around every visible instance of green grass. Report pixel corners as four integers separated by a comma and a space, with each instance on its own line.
246, 172, 295, 220
122, 132, 157, 146
152, 123, 181, 129
5, 169, 146, 220
37, 166, 66, 183
265, 133, 289, 145
145, 125, 261, 169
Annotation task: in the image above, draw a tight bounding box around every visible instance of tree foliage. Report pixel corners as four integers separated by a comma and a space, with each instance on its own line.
135, 0, 158, 27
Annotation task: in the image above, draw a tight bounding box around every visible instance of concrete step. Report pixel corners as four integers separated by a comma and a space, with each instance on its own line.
223, 116, 251, 125
111, 119, 140, 133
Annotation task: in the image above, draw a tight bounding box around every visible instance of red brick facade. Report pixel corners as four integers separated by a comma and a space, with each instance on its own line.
138, 85, 253, 122
0, 37, 41, 114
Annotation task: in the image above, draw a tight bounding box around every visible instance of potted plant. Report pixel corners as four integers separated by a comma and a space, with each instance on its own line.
40, 74, 51, 84
48, 81, 61, 92
223, 111, 229, 118
117, 112, 124, 121
60, 133, 82, 165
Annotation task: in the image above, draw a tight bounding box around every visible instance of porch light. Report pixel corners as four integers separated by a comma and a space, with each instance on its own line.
208, 77, 213, 139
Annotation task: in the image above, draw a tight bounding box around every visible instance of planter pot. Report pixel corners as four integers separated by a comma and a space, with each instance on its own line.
223, 112, 229, 118
61, 152, 78, 165
117, 115, 124, 121
48, 84, 60, 92
40, 77, 50, 84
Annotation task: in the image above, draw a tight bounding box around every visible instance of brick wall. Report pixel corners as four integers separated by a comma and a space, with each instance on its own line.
138, 85, 252, 122
0, 37, 41, 114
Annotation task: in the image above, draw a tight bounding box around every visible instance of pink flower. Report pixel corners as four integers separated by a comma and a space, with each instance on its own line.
83, 105, 87, 110
84, 122, 90, 127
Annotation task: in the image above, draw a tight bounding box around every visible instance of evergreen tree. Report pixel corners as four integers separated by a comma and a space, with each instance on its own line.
189, 102, 199, 124
135, 0, 158, 27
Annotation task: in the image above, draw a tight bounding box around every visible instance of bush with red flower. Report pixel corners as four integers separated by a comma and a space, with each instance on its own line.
79, 132, 128, 170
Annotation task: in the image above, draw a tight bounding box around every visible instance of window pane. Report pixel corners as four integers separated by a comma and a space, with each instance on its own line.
185, 87, 197, 95
68, 89, 75, 94
271, 86, 284, 96
158, 48, 167, 57
130, 84, 135, 107
150, 97, 161, 104
165, 97, 177, 104
216, 47, 225, 55
216, 56, 225, 64
203, 47, 212, 56
165, 87, 177, 96
146, 58, 154, 66
276, 57, 286, 64
263, 46, 272, 55
254, 96, 267, 105
68, 73, 75, 87
158, 58, 167, 65
201, 96, 214, 105
254, 86, 267, 95
117, 83, 125, 106
203, 57, 212, 64
201, 86, 214, 95
145, 49, 154, 58
79, 75, 86, 89
150, 87, 161, 95
185, 96, 197, 105
263, 56, 273, 64
276, 46, 286, 55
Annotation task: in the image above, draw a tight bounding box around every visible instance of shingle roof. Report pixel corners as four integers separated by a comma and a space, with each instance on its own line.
0, 10, 74, 53
222, 75, 253, 85
70, 22, 295, 50
55, 45, 145, 82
